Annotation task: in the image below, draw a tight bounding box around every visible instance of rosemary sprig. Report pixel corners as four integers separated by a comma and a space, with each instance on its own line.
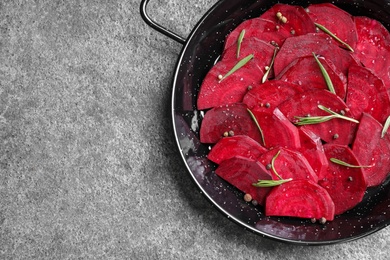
252, 178, 292, 187
253, 150, 292, 187
382, 115, 390, 138
313, 52, 336, 94
247, 108, 266, 146
219, 54, 254, 82
294, 105, 359, 125
262, 47, 279, 83
330, 158, 372, 168
237, 29, 245, 58
315, 23, 354, 52
271, 150, 283, 180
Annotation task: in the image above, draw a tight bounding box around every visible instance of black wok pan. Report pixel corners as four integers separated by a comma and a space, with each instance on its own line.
140, 0, 390, 245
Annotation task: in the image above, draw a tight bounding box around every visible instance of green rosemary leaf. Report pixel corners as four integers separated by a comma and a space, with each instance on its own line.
252, 178, 293, 187
294, 115, 335, 125
318, 105, 359, 123
237, 29, 245, 58
247, 108, 266, 146
262, 47, 279, 83
313, 52, 336, 94
330, 158, 372, 168
219, 54, 254, 82
271, 150, 283, 180
295, 105, 359, 125
315, 23, 354, 52
382, 115, 390, 138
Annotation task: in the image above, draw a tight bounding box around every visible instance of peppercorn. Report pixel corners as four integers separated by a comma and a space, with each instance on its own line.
319, 217, 327, 224
244, 193, 252, 202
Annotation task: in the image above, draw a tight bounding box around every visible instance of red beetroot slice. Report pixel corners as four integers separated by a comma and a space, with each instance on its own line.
355, 16, 390, 44
199, 103, 263, 144
250, 107, 301, 150
221, 37, 275, 75
257, 147, 318, 183
197, 60, 259, 110
298, 128, 329, 180
265, 179, 335, 221
215, 156, 272, 205
277, 89, 357, 145
260, 4, 316, 36
223, 18, 291, 50
318, 144, 367, 215
207, 135, 268, 164
276, 55, 347, 100
352, 113, 390, 187
273, 33, 356, 76
346, 64, 390, 124
354, 16, 390, 89
306, 3, 358, 50
242, 80, 304, 110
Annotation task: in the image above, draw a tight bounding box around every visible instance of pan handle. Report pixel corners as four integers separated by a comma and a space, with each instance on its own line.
140, 0, 186, 44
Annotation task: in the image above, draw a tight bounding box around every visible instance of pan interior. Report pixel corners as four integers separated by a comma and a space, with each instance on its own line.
172, 0, 390, 245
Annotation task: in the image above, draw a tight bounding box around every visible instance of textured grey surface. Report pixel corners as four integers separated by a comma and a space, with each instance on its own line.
1, 0, 390, 259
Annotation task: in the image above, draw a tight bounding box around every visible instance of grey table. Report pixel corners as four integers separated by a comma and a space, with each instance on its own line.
1, 0, 390, 259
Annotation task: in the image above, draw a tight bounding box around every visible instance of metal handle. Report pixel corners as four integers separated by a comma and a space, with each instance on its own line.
140, 0, 186, 44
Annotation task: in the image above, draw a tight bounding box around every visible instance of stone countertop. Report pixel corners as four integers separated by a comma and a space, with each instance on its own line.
1, 0, 390, 259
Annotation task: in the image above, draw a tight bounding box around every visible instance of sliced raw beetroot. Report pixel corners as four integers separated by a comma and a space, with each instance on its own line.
250, 107, 301, 149
197, 4, 390, 221
298, 128, 329, 180
306, 3, 358, 50
355, 16, 390, 45
223, 18, 291, 50
273, 33, 356, 76
277, 89, 357, 145
352, 113, 390, 187
221, 37, 275, 75
318, 144, 367, 215
354, 16, 390, 89
215, 156, 272, 205
207, 135, 268, 164
260, 4, 316, 36
197, 59, 260, 110
242, 80, 304, 110
345, 64, 390, 124
257, 147, 318, 183
265, 179, 335, 221
276, 55, 347, 100
199, 103, 264, 144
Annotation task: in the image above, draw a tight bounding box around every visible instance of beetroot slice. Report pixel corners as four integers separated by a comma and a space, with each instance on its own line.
250, 107, 301, 149
298, 128, 329, 180
221, 37, 275, 75
257, 147, 318, 183
277, 89, 357, 145
242, 80, 304, 110
355, 16, 390, 44
354, 16, 390, 90
346, 64, 390, 124
265, 179, 335, 221
223, 18, 291, 50
276, 55, 347, 100
199, 103, 264, 144
306, 3, 358, 50
197, 60, 259, 110
318, 144, 367, 215
207, 135, 268, 164
273, 33, 356, 76
352, 113, 390, 187
260, 4, 316, 36
215, 156, 272, 205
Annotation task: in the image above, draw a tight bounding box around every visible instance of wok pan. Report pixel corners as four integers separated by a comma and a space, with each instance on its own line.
140, 0, 390, 245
